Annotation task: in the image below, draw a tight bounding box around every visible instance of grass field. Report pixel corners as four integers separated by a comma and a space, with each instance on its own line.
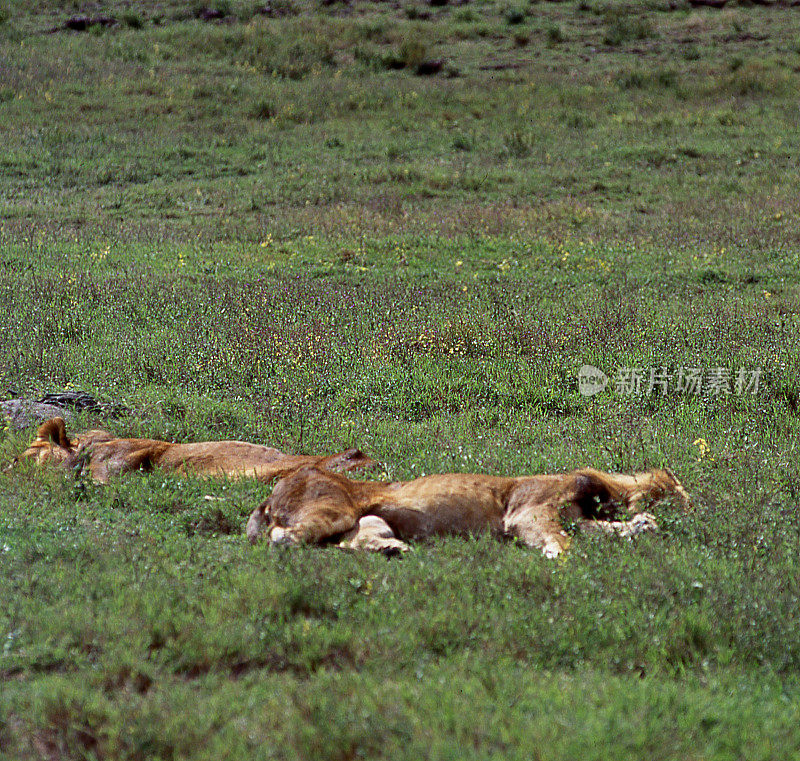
2, 0, 800, 758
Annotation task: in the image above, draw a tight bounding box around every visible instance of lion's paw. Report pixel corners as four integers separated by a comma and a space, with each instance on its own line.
623, 512, 659, 536
542, 541, 563, 559
270, 526, 300, 546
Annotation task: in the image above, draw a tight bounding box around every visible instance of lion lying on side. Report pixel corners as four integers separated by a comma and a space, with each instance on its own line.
246, 465, 691, 557
20, 418, 376, 484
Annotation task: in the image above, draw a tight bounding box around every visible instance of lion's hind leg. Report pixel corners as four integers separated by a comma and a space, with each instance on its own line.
269, 505, 359, 547
338, 515, 410, 556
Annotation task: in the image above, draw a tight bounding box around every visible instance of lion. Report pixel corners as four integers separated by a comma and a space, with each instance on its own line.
19, 417, 376, 484
246, 465, 692, 557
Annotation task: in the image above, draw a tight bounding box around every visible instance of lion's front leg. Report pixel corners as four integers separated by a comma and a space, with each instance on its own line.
503, 506, 571, 558
580, 512, 659, 538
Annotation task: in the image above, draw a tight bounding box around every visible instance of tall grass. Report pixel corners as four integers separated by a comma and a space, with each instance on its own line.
3, 0, 800, 756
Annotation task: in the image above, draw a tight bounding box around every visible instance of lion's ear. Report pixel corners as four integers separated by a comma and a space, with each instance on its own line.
37, 418, 70, 448
324, 448, 378, 473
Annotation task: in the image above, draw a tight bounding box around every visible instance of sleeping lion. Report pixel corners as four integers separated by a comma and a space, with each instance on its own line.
19, 417, 376, 484
246, 465, 692, 557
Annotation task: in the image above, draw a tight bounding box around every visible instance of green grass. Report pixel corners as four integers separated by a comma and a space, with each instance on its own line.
1, 0, 799, 246
2, 1, 800, 757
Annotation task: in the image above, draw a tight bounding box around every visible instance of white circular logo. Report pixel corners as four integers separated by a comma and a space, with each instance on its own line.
578, 365, 608, 397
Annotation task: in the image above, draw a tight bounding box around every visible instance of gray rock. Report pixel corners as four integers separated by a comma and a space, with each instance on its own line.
0, 400, 73, 431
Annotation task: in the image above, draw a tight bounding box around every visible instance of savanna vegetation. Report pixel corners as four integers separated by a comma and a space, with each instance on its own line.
2, 0, 800, 757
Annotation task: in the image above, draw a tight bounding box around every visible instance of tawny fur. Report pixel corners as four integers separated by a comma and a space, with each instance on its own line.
246, 466, 692, 558
20, 418, 376, 484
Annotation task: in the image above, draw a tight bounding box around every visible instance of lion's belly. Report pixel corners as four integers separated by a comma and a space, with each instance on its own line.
373, 477, 508, 540
161, 441, 285, 475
